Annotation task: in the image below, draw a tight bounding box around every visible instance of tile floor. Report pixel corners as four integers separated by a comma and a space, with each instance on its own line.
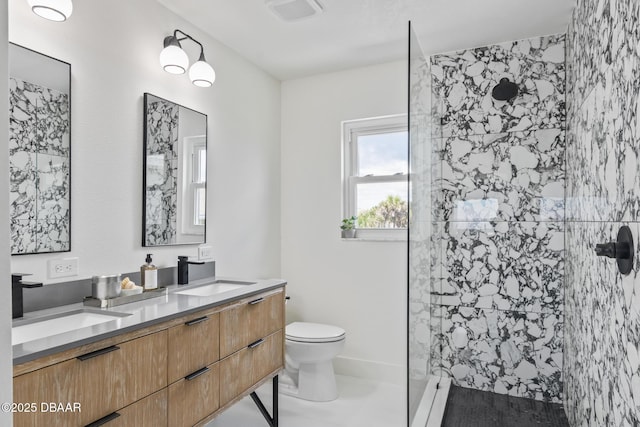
206, 375, 406, 427
440, 385, 569, 427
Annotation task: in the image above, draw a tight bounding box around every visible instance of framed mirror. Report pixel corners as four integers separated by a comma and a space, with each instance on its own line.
9, 43, 71, 255
143, 93, 207, 246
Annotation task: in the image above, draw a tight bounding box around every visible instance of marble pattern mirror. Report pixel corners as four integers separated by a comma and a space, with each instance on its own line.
9, 44, 71, 255
143, 93, 207, 246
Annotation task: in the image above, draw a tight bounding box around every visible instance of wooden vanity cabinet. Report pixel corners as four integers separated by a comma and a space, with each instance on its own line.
13, 330, 167, 427
13, 286, 285, 427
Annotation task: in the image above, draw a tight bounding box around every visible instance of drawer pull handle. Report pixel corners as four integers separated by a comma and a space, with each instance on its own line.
185, 316, 209, 326
84, 411, 121, 427
248, 338, 265, 349
77, 345, 120, 361
249, 297, 264, 305
185, 366, 210, 381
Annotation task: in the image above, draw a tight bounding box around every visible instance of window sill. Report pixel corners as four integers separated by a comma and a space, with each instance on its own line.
341, 237, 407, 242
341, 229, 407, 242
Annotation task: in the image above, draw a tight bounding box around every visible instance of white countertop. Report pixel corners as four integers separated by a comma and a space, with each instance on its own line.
12, 276, 287, 365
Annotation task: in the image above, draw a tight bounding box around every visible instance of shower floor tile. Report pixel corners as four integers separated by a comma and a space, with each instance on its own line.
441, 385, 569, 427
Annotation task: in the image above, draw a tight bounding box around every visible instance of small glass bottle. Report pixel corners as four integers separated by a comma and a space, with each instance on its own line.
141, 253, 158, 291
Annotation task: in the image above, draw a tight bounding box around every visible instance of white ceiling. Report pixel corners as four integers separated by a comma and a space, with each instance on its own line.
158, 0, 575, 81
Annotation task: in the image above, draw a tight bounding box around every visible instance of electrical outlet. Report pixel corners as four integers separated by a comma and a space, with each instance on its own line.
48, 257, 79, 279
198, 245, 213, 261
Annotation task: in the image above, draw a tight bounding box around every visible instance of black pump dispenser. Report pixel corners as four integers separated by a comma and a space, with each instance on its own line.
145, 253, 153, 264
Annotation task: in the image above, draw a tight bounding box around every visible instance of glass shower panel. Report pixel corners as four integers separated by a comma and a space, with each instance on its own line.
408, 22, 440, 426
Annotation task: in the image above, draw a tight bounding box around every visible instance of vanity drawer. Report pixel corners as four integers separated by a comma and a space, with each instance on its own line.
219, 289, 284, 358
167, 362, 220, 427
167, 310, 219, 384
219, 330, 284, 407
105, 389, 167, 427
13, 331, 167, 427
249, 330, 284, 385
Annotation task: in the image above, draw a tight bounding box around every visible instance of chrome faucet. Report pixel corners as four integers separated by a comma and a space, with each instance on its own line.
177, 256, 205, 285
12, 273, 43, 319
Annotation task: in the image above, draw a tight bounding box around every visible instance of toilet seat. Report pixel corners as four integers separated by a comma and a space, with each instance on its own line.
286, 322, 346, 343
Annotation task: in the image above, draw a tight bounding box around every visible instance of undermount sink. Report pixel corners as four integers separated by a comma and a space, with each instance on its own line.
174, 280, 255, 297
12, 309, 131, 345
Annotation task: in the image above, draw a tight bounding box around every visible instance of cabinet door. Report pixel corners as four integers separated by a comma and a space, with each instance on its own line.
14, 331, 167, 427
168, 311, 219, 384
108, 389, 167, 427
219, 290, 284, 358
167, 362, 220, 427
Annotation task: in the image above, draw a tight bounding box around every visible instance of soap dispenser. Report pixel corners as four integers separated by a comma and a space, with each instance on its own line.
141, 254, 158, 291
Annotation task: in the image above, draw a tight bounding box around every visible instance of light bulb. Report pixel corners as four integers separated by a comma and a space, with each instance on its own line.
27, 0, 73, 22
159, 36, 189, 75
189, 60, 216, 87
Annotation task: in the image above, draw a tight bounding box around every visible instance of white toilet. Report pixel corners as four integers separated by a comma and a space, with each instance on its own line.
280, 322, 346, 402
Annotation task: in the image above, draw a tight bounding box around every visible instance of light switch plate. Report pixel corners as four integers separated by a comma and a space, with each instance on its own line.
48, 257, 79, 279
198, 245, 213, 261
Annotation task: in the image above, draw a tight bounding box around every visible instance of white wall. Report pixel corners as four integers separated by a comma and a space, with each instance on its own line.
281, 61, 407, 383
8, 0, 281, 282
1, 2, 13, 424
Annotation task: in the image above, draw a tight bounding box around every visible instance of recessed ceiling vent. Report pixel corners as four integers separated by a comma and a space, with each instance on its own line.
266, 0, 324, 22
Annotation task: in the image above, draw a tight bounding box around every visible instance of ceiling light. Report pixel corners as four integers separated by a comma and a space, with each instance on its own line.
265, 0, 323, 22
160, 30, 216, 88
27, 0, 73, 22
189, 52, 216, 87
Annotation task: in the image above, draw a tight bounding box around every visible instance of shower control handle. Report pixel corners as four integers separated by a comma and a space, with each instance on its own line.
595, 242, 630, 259
594, 226, 634, 275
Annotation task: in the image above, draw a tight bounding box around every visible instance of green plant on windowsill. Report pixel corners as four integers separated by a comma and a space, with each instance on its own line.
340, 216, 357, 238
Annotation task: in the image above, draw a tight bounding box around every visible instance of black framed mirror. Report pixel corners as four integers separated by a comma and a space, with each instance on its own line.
9, 43, 71, 255
143, 93, 207, 246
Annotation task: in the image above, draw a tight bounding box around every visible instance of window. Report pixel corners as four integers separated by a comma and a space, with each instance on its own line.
180, 135, 206, 236
342, 115, 408, 240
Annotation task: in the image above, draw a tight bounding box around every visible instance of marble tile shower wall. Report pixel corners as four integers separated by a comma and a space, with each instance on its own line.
145, 98, 179, 246
429, 35, 566, 402
564, 0, 640, 425
9, 77, 70, 254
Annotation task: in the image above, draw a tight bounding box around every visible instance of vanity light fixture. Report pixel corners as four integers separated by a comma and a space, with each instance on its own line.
27, 0, 73, 22
160, 30, 216, 87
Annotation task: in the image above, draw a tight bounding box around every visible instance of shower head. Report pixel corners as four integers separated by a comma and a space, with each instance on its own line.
491, 78, 519, 101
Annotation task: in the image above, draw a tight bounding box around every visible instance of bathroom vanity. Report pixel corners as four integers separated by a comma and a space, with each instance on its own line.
11, 278, 285, 427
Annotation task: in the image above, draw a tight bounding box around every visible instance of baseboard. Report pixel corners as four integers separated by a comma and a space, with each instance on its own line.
333, 355, 405, 385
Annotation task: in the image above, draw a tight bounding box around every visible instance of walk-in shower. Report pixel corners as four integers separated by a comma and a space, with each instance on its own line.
407, 23, 569, 427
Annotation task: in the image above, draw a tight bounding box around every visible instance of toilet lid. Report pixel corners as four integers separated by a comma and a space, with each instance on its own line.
286, 322, 346, 343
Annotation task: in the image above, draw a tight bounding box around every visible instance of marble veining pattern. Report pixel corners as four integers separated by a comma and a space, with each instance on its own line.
564, 0, 640, 425
431, 304, 563, 402
424, 34, 566, 403
436, 221, 564, 314
9, 77, 70, 254
432, 34, 565, 138
439, 129, 565, 222
145, 98, 179, 245
564, 222, 640, 427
